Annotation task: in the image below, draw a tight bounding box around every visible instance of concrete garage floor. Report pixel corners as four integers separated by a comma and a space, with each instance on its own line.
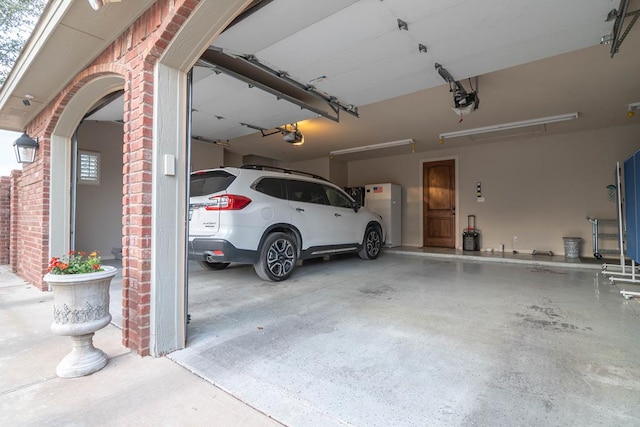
169, 252, 640, 426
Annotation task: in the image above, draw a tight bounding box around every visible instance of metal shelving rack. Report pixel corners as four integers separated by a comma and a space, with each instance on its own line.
600, 161, 640, 299
588, 218, 621, 259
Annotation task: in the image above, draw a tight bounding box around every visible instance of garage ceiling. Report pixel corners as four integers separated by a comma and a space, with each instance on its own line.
86, 0, 640, 162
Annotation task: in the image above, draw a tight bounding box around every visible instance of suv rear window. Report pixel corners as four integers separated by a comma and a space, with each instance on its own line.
190, 170, 236, 197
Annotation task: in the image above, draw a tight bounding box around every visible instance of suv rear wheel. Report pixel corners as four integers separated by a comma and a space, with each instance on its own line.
358, 226, 381, 260
255, 232, 298, 281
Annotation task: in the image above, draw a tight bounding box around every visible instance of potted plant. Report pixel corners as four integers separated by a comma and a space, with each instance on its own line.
43, 251, 117, 378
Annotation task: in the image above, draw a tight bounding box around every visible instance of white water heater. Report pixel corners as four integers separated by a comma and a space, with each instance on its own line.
364, 183, 402, 247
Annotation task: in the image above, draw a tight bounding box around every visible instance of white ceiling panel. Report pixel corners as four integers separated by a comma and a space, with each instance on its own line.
214, 0, 360, 54
341, 68, 440, 107
192, 65, 216, 83
380, 0, 467, 22
250, 109, 318, 130
256, 0, 397, 75
317, 52, 434, 104
192, 72, 249, 106
287, 30, 418, 85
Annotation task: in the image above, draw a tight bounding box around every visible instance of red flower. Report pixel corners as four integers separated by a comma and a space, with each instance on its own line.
46, 250, 103, 275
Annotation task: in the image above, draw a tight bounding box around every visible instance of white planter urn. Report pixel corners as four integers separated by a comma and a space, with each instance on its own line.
43, 265, 117, 378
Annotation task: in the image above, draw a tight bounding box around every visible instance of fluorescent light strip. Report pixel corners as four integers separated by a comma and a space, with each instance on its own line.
439, 112, 579, 140
330, 138, 413, 156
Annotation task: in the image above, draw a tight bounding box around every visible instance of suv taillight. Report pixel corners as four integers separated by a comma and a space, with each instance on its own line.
205, 195, 252, 210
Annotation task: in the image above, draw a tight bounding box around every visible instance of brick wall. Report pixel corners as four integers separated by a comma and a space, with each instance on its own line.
9, 159, 49, 290
0, 176, 10, 264
9, 170, 23, 275
11, 0, 203, 355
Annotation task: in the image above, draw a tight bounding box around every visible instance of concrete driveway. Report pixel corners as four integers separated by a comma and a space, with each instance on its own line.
171, 252, 640, 426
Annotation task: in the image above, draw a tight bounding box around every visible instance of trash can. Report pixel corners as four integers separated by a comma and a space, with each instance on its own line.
463, 215, 480, 251
563, 237, 582, 258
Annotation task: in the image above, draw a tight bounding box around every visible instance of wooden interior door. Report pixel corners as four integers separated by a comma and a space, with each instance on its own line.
423, 159, 456, 248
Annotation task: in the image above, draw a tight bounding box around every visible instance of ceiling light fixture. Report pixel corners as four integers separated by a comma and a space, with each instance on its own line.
330, 139, 414, 157
438, 113, 579, 142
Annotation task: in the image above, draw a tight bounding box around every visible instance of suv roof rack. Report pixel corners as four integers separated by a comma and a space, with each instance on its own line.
240, 164, 329, 182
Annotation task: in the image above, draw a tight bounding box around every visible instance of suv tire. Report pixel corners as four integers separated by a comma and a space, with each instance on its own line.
255, 232, 298, 281
358, 226, 381, 260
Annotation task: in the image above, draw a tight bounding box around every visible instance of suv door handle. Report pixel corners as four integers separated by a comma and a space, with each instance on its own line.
334, 213, 342, 217
296, 207, 305, 212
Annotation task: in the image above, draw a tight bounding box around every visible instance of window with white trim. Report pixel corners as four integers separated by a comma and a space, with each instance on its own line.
78, 150, 100, 185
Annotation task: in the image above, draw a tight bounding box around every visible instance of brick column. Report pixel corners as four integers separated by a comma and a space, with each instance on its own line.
9, 170, 22, 274
0, 176, 10, 264
121, 61, 154, 354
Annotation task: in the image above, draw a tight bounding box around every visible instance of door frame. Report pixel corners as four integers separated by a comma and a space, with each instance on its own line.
420, 155, 460, 249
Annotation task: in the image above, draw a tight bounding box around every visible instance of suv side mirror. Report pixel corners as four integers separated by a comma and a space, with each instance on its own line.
353, 203, 361, 212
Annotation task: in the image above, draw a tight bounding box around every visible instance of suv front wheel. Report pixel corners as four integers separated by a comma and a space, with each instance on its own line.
358, 226, 381, 260
255, 232, 298, 281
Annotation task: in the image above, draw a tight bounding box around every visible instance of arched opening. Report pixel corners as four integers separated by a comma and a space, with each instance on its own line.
49, 74, 126, 337
50, 75, 125, 260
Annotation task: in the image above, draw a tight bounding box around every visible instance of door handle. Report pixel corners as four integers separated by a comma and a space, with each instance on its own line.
296, 207, 305, 212
335, 213, 342, 217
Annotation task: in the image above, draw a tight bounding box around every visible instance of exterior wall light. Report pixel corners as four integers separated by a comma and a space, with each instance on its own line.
87, 0, 121, 11
13, 132, 39, 164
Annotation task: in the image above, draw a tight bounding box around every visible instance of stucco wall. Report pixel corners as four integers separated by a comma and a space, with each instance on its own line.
347, 124, 640, 256
329, 159, 349, 188
286, 157, 331, 180
191, 139, 224, 171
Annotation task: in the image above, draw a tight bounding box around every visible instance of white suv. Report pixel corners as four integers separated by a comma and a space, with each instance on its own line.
188, 165, 385, 281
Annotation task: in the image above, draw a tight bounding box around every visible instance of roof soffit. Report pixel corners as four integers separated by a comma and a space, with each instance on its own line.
0, 0, 156, 131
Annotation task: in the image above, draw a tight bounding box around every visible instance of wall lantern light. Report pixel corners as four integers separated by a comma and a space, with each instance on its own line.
13, 132, 39, 164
